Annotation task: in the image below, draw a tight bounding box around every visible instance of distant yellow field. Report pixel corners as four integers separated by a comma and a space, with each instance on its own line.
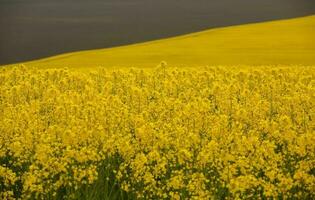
4, 15, 315, 69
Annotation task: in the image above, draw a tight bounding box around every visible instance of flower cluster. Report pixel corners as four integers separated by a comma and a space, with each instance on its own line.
0, 65, 314, 199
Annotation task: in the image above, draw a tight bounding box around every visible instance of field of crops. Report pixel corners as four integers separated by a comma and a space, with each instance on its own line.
7, 15, 315, 69
0, 64, 314, 199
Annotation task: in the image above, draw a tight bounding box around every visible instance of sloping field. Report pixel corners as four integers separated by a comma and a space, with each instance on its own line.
5, 15, 315, 69
1, 15, 315, 199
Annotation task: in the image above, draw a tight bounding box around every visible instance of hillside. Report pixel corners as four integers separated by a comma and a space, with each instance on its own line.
4, 15, 315, 69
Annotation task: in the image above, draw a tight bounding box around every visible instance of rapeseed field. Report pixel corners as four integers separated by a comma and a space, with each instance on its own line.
1, 64, 314, 199
4, 15, 315, 69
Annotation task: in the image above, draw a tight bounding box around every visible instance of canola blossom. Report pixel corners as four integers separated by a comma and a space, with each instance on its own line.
0, 65, 314, 199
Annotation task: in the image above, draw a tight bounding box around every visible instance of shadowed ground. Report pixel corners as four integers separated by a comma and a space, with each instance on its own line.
0, 0, 315, 65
